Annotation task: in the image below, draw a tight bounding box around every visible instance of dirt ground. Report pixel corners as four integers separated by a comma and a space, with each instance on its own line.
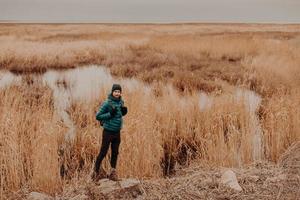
48, 142, 300, 200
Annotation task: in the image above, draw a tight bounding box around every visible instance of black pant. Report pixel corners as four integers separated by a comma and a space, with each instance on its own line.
94, 129, 121, 172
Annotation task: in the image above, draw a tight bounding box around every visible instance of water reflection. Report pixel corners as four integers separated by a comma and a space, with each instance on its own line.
0, 71, 21, 89
42, 66, 114, 103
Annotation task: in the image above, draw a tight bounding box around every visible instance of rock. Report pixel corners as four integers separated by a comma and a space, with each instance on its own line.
119, 178, 141, 189
96, 179, 117, 194
221, 169, 242, 191
96, 178, 143, 198
27, 192, 53, 200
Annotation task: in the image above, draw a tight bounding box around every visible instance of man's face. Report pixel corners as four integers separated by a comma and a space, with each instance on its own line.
112, 90, 121, 98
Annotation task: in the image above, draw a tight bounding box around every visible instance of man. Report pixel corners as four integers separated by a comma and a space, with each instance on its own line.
92, 84, 128, 181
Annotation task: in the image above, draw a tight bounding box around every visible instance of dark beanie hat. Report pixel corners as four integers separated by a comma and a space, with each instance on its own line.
111, 84, 122, 93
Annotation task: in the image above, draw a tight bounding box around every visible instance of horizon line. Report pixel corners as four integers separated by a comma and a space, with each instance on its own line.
1, 20, 300, 25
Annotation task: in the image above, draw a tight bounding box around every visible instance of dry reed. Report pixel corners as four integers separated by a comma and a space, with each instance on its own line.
0, 24, 300, 199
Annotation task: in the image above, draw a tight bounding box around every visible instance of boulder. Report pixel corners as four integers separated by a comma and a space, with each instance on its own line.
221, 169, 242, 191
27, 192, 53, 200
95, 178, 143, 199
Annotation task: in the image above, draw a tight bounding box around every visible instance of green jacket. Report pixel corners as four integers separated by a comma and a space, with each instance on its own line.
96, 94, 124, 133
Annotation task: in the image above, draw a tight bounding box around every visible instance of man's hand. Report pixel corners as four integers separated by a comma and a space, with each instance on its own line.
121, 106, 128, 116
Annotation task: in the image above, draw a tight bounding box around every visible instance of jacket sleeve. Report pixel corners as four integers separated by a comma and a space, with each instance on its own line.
96, 101, 111, 121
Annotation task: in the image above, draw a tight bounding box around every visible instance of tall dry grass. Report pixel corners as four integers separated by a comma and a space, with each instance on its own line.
1, 24, 300, 198
262, 89, 300, 161
1, 74, 299, 198
0, 78, 66, 198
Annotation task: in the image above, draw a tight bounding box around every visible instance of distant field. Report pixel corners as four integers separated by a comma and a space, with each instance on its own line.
0, 23, 300, 95
0, 24, 300, 199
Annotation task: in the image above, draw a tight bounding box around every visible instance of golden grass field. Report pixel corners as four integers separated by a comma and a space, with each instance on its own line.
0, 23, 300, 199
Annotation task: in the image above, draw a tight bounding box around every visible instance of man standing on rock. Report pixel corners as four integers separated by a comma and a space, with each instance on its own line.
92, 84, 128, 181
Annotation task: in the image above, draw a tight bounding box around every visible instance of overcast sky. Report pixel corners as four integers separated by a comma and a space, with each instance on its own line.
1, 0, 300, 23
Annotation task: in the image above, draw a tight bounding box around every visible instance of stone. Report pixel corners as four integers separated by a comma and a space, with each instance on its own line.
221, 169, 242, 191
97, 178, 142, 198
27, 192, 53, 200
